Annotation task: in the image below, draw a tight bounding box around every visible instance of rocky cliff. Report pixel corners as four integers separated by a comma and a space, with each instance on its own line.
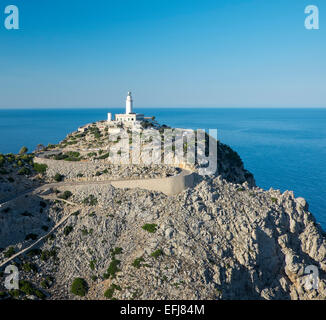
0, 121, 325, 300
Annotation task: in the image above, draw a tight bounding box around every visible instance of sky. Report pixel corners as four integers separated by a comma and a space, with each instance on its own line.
0, 0, 325, 109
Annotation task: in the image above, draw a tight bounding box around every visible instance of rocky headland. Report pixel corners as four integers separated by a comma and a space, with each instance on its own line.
0, 119, 325, 300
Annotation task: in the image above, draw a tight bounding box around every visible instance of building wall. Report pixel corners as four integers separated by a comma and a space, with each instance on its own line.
115, 114, 136, 122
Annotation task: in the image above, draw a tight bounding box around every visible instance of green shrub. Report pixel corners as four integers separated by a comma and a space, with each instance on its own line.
41, 280, 49, 289
89, 260, 96, 271
110, 247, 123, 256
19, 280, 45, 299
96, 152, 110, 160
0, 155, 5, 166
41, 276, 53, 289
9, 289, 21, 298
104, 283, 121, 299
83, 195, 98, 206
72, 210, 80, 216
150, 249, 163, 259
26, 248, 41, 257
63, 225, 73, 236
33, 163, 48, 174
19, 146, 28, 155
53, 173, 64, 182
132, 257, 144, 269
104, 259, 120, 279
18, 167, 31, 175
22, 262, 37, 273
142, 224, 158, 233
19, 280, 34, 295
58, 190, 73, 200
34, 289, 46, 299
81, 228, 89, 236
87, 152, 97, 158
4, 247, 16, 258
41, 249, 57, 261
70, 278, 88, 297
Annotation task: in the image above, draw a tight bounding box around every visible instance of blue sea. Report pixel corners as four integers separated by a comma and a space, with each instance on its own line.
0, 108, 325, 229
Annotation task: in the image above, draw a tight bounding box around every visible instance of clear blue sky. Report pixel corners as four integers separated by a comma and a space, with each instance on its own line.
0, 0, 325, 108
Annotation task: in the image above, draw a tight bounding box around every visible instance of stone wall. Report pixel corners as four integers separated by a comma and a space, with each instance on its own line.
111, 169, 195, 196
34, 157, 195, 195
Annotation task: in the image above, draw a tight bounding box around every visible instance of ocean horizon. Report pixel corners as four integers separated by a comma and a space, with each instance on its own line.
1, 107, 325, 229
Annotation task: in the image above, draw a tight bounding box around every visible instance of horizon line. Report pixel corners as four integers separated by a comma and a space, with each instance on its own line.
0, 106, 326, 110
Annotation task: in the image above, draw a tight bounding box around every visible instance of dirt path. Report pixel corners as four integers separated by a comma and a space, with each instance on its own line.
0, 198, 81, 268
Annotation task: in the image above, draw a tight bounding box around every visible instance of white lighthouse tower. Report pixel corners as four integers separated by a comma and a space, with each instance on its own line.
109, 91, 145, 124
126, 91, 133, 114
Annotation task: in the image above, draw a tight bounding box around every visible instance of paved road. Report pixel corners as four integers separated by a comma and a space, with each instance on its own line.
0, 168, 190, 208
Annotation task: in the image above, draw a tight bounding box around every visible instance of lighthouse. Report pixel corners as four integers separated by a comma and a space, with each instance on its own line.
126, 91, 133, 114
109, 91, 146, 124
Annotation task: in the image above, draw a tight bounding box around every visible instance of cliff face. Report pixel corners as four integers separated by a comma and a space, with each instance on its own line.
13, 178, 323, 300
0, 122, 325, 300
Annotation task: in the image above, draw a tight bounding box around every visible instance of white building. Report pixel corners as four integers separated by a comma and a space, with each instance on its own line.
108, 91, 144, 124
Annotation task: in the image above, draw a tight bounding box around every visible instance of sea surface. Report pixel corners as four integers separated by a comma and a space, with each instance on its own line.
0, 108, 325, 229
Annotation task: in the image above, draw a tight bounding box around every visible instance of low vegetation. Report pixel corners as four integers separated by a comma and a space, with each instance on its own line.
132, 257, 145, 269
151, 249, 164, 259
104, 283, 121, 299
70, 278, 88, 297
58, 190, 73, 200
142, 224, 158, 233
53, 173, 64, 182
33, 163, 48, 174
83, 195, 98, 206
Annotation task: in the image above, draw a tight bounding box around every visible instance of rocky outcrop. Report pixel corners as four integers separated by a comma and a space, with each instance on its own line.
0, 121, 324, 300
1, 174, 325, 300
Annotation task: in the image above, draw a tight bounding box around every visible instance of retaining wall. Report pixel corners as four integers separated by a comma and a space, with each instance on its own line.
34, 157, 195, 195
